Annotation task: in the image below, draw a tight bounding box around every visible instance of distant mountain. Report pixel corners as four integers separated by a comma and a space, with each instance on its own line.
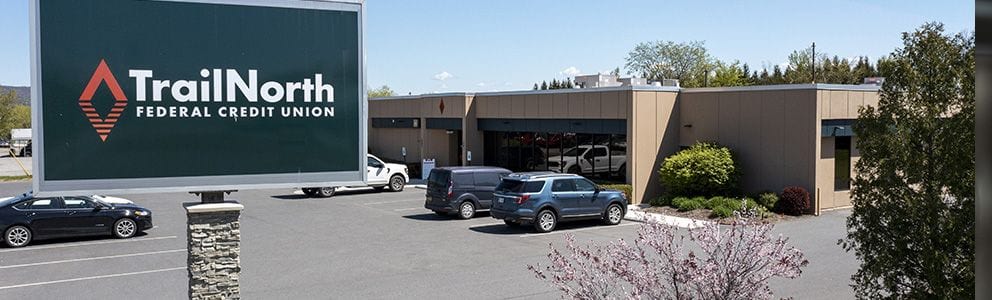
0, 85, 30, 105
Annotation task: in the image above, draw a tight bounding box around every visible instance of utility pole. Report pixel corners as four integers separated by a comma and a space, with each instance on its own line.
811, 42, 817, 84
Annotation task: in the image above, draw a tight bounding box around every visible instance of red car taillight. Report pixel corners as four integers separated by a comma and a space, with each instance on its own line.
515, 194, 530, 204
447, 180, 454, 199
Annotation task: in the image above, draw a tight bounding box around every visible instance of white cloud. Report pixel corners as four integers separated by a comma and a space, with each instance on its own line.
503, 82, 513, 86
433, 71, 453, 81
559, 66, 581, 77
476, 82, 487, 87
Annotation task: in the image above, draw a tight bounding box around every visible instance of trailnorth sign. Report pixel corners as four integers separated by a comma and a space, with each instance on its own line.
30, 0, 366, 195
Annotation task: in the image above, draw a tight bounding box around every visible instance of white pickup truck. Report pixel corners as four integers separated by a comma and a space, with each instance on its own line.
545, 145, 626, 175
302, 154, 409, 198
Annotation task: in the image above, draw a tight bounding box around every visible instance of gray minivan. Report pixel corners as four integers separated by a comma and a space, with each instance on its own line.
424, 166, 512, 219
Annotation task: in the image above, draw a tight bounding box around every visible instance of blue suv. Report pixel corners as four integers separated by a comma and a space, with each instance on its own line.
490, 172, 627, 232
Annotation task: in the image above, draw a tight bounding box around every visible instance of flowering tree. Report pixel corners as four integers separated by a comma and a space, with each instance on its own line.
529, 209, 808, 299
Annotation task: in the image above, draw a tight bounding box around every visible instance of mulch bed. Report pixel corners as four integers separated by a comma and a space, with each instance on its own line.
642, 206, 803, 225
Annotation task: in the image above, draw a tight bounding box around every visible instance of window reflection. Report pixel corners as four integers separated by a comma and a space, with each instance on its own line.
484, 131, 627, 183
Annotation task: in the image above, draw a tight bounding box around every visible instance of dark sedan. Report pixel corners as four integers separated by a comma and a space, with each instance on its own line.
0, 193, 153, 248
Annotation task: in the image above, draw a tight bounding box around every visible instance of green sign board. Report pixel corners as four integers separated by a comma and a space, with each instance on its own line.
30, 0, 366, 195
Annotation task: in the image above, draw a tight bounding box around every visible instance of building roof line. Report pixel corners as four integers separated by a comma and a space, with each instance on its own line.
680, 83, 881, 93
370, 85, 680, 101
369, 83, 879, 101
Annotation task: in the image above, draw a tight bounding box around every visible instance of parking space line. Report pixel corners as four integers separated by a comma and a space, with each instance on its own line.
0, 249, 185, 270
519, 223, 638, 238
468, 222, 505, 228
0, 267, 186, 291
363, 199, 423, 205
0, 236, 178, 253
392, 207, 423, 212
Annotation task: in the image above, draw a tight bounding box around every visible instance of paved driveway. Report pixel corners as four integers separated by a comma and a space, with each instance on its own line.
0, 181, 857, 299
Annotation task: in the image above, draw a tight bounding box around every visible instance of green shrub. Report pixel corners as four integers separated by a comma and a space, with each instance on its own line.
710, 205, 735, 218
650, 195, 672, 207
600, 184, 632, 200
757, 192, 779, 209
706, 196, 735, 210
673, 197, 704, 212
659, 142, 740, 197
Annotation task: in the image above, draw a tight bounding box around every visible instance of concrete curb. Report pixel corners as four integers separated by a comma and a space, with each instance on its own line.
625, 205, 711, 229
411, 184, 427, 189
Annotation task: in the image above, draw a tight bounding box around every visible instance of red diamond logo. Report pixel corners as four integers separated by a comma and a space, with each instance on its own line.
439, 99, 445, 114
78, 59, 128, 142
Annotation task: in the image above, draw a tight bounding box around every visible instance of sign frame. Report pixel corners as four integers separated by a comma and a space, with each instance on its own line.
29, 0, 368, 196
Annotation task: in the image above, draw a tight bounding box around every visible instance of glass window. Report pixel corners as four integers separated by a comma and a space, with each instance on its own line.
428, 169, 450, 188
552, 179, 576, 192
473, 172, 502, 187
63, 197, 94, 209
590, 147, 608, 157
574, 179, 597, 192
367, 157, 384, 168
15, 198, 59, 210
562, 147, 584, 157
523, 181, 545, 193
496, 179, 544, 193
835, 136, 852, 191
452, 173, 474, 186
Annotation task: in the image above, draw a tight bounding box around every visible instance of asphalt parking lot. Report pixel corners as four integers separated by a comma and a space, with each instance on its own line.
0, 181, 858, 299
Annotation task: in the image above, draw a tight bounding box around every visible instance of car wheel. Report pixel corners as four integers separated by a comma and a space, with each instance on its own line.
534, 209, 557, 233
317, 187, 336, 198
567, 166, 581, 175
604, 204, 624, 225
4, 225, 32, 248
388, 175, 405, 192
113, 218, 137, 239
504, 220, 520, 227
457, 201, 476, 219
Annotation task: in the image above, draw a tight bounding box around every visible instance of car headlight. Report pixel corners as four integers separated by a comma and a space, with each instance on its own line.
133, 210, 150, 216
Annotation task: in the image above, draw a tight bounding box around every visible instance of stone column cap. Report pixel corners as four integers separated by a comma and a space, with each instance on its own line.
184, 201, 244, 214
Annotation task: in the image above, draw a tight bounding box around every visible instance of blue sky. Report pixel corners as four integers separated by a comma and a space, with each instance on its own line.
0, 0, 974, 95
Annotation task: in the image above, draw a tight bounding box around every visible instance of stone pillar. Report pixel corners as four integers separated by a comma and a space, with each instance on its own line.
185, 201, 244, 300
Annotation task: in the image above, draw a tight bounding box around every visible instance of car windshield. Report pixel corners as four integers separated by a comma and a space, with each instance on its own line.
0, 196, 22, 207
561, 147, 585, 156
88, 196, 111, 206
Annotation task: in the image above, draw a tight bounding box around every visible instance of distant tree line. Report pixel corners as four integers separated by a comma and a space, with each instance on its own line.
625, 40, 884, 88
0, 88, 31, 140
532, 78, 575, 90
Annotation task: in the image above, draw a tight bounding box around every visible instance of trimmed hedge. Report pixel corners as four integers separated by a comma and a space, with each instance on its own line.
672, 196, 706, 212
659, 142, 740, 197
600, 184, 632, 200
778, 186, 810, 216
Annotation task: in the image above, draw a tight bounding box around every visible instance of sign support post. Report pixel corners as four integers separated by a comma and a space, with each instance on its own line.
185, 191, 243, 300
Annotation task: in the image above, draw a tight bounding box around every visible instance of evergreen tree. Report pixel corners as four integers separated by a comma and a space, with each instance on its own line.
851, 57, 877, 84
771, 65, 784, 84
551, 79, 560, 89
741, 63, 752, 85
533, 83, 539, 90
565, 78, 574, 89
541, 81, 548, 90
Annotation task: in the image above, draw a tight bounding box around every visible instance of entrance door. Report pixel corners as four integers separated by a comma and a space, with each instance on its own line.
449, 130, 462, 166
